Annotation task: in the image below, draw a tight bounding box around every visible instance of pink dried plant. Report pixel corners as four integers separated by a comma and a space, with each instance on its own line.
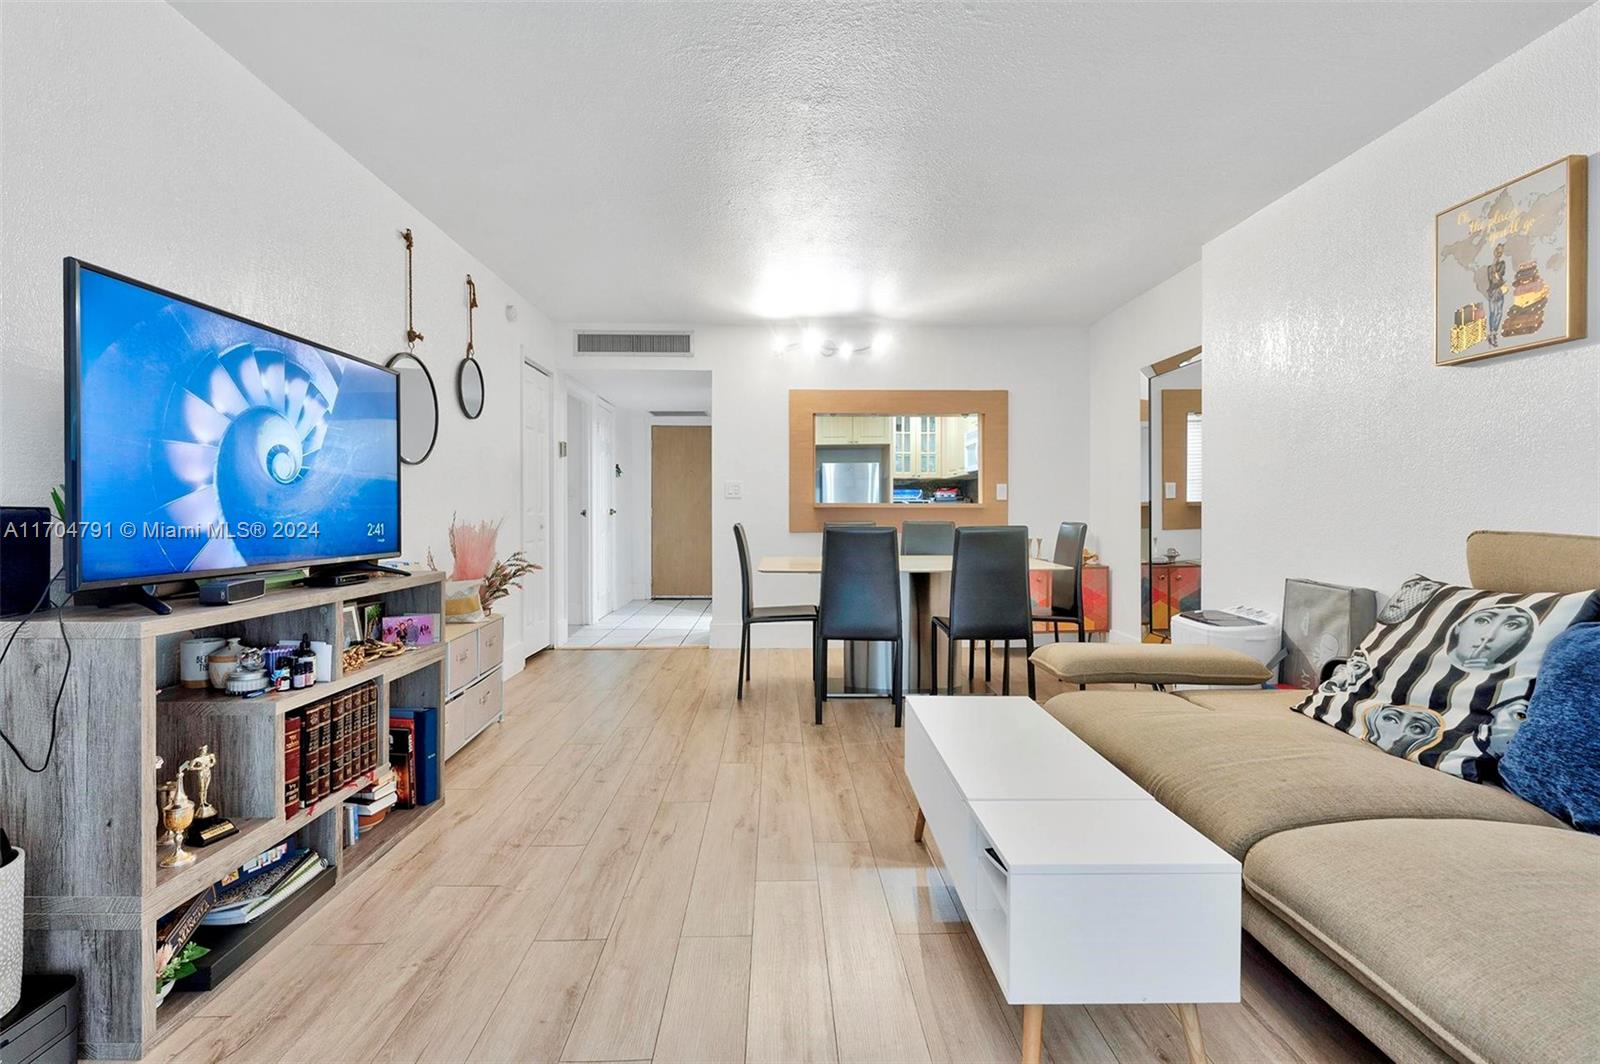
447, 513, 502, 581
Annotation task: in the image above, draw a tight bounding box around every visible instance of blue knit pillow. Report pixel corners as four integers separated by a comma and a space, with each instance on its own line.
1500, 621, 1600, 832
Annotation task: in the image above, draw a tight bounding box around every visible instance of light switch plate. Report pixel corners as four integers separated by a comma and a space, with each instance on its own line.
995, 483, 1008, 500
724, 481, 743, 499
1165, 482, 1178, 499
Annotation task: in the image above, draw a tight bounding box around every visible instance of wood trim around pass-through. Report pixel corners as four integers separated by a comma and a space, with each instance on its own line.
788, 389, 1009, 533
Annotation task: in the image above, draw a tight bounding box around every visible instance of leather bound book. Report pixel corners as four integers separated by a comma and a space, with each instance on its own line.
330, 695, 345, 790
283, 715, 303, 817
317, 704, 332, 799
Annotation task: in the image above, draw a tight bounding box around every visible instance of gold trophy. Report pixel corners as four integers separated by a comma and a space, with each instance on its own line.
156, 779, 178, 852
188, 746, 218, 819
159, 767, 197, 868
184, 745, 237, 847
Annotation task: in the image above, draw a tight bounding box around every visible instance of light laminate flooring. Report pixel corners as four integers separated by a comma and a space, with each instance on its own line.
148, 647, 1385, 1064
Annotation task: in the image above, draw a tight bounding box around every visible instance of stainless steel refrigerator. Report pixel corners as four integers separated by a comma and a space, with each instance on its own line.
815, 449, 885, 504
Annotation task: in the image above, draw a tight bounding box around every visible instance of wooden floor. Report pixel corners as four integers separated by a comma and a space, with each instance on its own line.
149, 647, 1385, 1064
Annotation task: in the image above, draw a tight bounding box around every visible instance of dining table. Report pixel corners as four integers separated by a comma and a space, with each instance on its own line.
757, 553, 1073, 695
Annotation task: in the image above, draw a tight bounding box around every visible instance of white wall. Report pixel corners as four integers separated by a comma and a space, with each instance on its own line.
551, 324, 1090, 646
1086, 265, 1202, 643
0, 2, 557, 670
1203, 5, 1600, 614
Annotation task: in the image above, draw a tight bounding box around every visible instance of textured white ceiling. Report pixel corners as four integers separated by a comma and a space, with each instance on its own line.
177, 1, 1588, 325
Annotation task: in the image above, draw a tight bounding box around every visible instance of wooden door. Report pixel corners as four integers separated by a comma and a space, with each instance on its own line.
651, 425, 712, 597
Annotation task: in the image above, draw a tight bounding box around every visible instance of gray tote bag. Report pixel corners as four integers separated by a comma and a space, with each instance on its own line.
1280, 579, 1378, 689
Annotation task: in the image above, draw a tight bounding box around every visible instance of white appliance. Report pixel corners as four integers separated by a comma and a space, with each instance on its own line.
1171, 606, 1283, 686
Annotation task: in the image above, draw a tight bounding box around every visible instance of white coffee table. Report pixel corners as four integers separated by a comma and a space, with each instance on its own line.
904, 695, 1240, 1064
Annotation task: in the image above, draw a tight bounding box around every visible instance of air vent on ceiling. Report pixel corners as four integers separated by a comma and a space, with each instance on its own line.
649, 410, 709, 418
575, 330, 693, 356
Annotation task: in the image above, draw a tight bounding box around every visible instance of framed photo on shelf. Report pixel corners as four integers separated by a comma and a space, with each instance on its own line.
341, 605, 363, 647
1435, 155, 1587, 366
362, 602, 384, 641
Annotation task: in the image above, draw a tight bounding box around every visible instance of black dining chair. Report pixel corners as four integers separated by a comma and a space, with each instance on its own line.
900, 520, 955, 555
1033, 521, 1088, 643
816, 525, 905, 726
734, 523, 817, 700
931, 526, 1036, 698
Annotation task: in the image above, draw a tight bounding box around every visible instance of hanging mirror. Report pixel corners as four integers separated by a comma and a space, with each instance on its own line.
1140, 346, 1202, 643
389, 352, 439, 464
390, 228, 437, 464
458, 274, 485, 419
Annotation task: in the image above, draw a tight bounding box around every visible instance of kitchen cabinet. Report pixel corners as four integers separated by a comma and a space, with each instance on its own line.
816, 415, 855, 445
937, 418, 968, 477
851, 416, 892, 444
817, 414, 893, 446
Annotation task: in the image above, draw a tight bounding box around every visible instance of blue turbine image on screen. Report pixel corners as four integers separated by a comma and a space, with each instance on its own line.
78, 269, 399, 583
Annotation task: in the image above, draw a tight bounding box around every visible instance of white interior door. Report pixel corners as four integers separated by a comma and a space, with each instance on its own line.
521, 362, 552, 654
566, 394, 591, 627
592, 405, 616, 620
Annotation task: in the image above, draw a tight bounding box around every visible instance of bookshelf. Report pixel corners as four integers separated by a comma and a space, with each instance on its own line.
0, 570, 449, 1059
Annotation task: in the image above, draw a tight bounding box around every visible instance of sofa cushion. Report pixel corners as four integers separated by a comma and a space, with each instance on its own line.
1029, 642, 1272, 686
1502, 622, 1600, 832
1244, 819, 1600, 1064
1043, 690, 1561, 858
1176, 688, 1307, 713
1292, 579, 1599, 784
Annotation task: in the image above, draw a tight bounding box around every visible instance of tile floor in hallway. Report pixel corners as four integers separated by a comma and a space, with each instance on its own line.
565, 597, 712, 648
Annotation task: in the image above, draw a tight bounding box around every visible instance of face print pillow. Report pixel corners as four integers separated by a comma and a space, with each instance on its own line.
1294, 578, 1600, 782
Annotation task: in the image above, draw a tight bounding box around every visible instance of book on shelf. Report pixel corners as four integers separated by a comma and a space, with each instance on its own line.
283, 714, 303, 817
389, 719, 417, 809
203, 849, 327, 926
349, 779, 397, 805
352, 791, 397, 818
388, 707, 440, 806
209, 846, 307, 912
217, 841, 291, 892
155, 885, 215, 975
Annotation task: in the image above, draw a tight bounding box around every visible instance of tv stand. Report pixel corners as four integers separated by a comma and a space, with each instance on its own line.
83, 583, 173, 615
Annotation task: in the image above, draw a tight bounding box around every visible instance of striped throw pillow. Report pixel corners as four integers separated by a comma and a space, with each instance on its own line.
1293, 577, 1600, 784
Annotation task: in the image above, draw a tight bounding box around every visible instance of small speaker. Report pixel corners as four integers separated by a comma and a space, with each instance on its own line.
196, 575, 266, 606
1, 506, 52, 617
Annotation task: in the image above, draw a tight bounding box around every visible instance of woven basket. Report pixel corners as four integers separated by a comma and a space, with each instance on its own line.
0, 848, 23, 1015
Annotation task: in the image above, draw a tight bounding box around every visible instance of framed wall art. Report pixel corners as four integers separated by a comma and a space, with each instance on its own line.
1435, 155, 1587, 366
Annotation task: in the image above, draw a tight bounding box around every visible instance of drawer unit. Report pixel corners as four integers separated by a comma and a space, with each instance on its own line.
477, 617, 504, 673
445, 667, 504, 759
446, 631, 479, 695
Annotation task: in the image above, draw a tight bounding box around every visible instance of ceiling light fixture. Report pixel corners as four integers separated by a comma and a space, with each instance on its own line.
770, 325, 892, 360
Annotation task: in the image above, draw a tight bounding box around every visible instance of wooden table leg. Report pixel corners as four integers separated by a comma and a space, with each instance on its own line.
1177, 1002, 1205, 1064
913, 808, 926, 843
1020, 1004, 1043, 1064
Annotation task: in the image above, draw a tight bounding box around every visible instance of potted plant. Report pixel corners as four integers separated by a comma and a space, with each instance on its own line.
432, 515, 542, 622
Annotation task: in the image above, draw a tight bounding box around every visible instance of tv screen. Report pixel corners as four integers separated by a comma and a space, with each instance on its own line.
65, 260, 400, 590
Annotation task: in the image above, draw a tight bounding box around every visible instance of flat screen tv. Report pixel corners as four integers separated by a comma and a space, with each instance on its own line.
64, 259, 401, 593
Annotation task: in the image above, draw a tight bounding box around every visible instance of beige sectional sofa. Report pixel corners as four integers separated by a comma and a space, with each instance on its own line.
1040, 531, 1600, 1064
